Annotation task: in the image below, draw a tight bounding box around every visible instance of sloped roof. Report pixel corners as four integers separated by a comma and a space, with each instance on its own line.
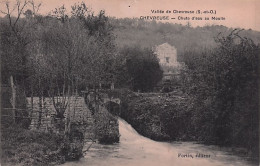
156, 42, 176, 50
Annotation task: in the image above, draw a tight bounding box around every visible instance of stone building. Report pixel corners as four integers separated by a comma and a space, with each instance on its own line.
154, 43, 182, 80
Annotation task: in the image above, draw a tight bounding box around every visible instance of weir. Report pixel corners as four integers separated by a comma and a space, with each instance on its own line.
62, 118, 255, 166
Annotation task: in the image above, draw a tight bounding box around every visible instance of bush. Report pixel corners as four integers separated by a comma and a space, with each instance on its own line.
120, 91, 189, 141
1, 125, 70, 166
65, 129, 85, 161
93, 107, 120, 144
180, 30, 259, 158
116, 46, 163, 92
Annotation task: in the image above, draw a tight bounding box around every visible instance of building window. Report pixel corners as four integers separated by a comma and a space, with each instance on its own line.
165, 57, 170, 63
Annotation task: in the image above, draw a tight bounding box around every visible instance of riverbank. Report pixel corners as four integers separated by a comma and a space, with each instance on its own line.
120, 90, 190, 141
1, 125, 86, 166
62, 118, 257, 166
118, 90, 259, 163
1, 125, 70, 165
1, 93, 121, 166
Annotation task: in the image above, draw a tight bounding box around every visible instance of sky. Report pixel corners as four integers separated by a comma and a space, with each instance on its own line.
1, 0, 260, 31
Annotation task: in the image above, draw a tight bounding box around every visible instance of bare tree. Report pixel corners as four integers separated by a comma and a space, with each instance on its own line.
0, 0, 41, 123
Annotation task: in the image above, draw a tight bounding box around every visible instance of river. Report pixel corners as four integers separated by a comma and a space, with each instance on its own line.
63, 118, 256, 166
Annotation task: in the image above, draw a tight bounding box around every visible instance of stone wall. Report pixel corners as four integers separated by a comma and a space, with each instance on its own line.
27, 95, 119, 144
27, 96, 94, 135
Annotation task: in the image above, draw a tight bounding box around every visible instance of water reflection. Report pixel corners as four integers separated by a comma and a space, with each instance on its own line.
63, 118, 256, 166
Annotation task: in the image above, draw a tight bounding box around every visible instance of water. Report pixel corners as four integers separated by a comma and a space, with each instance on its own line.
63, 118, 256, 166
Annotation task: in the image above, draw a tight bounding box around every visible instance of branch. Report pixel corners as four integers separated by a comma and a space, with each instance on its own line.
29, 0, 41, 16
13, 0, 28, 27
5, 2, 13, 27
0, 9, 8, 15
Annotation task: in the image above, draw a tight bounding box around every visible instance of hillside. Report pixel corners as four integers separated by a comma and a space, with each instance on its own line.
110, 18, 260, 61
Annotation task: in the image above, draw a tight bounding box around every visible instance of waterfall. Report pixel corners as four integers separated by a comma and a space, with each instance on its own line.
62, 118, 255, 166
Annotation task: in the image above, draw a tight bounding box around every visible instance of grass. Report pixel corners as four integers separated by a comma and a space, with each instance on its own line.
1, 125, 70, 166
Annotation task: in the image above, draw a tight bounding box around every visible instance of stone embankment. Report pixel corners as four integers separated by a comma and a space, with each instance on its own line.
27, 95, 119, 144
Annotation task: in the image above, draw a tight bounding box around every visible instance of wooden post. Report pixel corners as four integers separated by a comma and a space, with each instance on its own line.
111, 82, 114, 90
31, 79, 34, 113
10, 75, 16, 123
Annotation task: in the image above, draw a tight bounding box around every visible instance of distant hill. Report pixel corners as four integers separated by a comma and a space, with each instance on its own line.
110, 18, 260, 61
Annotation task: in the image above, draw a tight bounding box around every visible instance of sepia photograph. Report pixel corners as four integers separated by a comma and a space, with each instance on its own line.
0, 0, 259, 165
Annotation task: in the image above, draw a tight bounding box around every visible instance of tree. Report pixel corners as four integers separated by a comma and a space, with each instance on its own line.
180, 30, 259, 155
33, 3, 119, 133
0, 0, 41, 124
118, 46, 163, 92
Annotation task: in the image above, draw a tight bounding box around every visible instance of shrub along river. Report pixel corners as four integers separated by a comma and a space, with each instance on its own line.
63, 118, 256, 166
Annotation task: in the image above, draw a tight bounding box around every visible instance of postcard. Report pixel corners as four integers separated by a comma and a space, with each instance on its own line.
0, 0, 259, 166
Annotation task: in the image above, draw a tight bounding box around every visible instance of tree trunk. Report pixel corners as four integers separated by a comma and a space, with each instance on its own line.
10, 75, 16, 123
38, 78, 42, 129
65, 85, 71, 134
30, 78, 34, 117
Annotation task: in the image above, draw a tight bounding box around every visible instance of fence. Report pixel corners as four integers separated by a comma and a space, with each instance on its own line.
2, 96, 95, 133
1, 95, 120, 145
1, 107, 67, 133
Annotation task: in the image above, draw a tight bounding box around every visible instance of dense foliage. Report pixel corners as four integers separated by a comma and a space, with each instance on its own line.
1, 1, 259, 164
0, 2, 119, 164
116, 46, 163, 92
119, 31, 259, 160
0, 2, 117, 95
181, 30, 259, 156
93, 108, 119, 144
1, 125, 70, 165
119, 90, 188, 141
